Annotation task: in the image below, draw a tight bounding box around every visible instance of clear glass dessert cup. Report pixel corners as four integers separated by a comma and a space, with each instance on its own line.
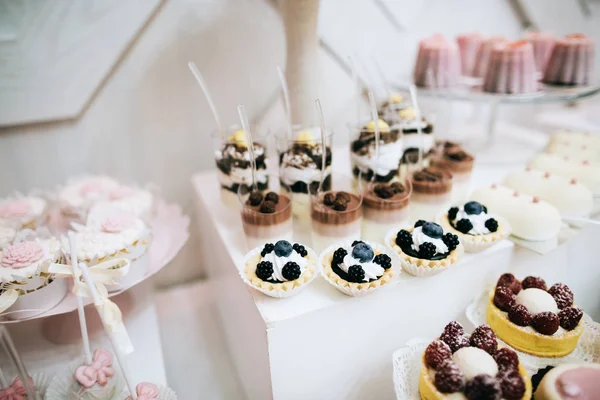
213, 127, 270, 210
361, 178, 412, 244
277, 126, 333, 245
310, 173, 363, 253
406, 165, 453, 222
238, 185, 293, 251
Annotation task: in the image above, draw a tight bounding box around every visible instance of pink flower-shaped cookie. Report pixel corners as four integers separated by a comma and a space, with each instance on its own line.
108, 186, 135, 200
101, 214, 135, 233
126, 383, 160, 400
0, 241, 44, 269
0, 200, 31, 219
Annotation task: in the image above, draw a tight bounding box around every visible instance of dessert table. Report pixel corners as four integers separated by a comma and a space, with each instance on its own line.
192, 124, 600, 399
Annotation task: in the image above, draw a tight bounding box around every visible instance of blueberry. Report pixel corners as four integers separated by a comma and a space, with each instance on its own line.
352, 242, 374, 263
464, 201, 484, 215
422, 222, 443, 239
274, 240, 293, 257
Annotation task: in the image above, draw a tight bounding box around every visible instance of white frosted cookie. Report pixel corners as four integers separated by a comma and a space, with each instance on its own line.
530, 153, 600, 195
545, 130, 600, 162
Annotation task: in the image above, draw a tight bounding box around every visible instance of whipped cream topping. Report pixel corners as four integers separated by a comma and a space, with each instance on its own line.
217, 167, 268, 187
351, 139, 403, 176
0, 238, 60, 282
516, 288, 559, 315
216, 142, 265, 161
452, 347, 498, 380
280, 150, 331, 185
402, 133, 434, 152
338, 247, 384, 282
262, 250, 307, 282
453, 207, 492, 235
411, 226, 448, 255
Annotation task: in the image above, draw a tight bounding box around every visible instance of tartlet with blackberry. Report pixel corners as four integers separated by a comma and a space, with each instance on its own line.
320, 240, 396, 296
438, 201, 510, 253
419, 321, 532, 400
386, 221, 463, 277
487, 273, 585, 357
242, 240, 319, 298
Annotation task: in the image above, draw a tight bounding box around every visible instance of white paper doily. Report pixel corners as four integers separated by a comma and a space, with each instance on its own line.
392, 339, 428, 400
466, 287, 600, 374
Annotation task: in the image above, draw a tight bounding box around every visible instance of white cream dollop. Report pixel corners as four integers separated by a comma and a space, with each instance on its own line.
516, 288, 559, 315
411, 226, 448, 255
262, 250, 308, 282
452, 347, 498, 380
338, 247, 384, 282
452, 207, 492, 235
351, 139, 403, 177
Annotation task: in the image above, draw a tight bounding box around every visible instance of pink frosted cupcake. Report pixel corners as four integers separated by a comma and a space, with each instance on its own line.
472, 36, 509, 79
414, 34, 461, 88
483, 41, 539, 94
543, 33, 595, 86
522, 31, 556, 73
456, 32, 484, 76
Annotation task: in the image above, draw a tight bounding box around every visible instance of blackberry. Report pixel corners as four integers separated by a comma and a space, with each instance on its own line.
414, 220, 426, 228
348, 265, 365, 283
448, 207, 459, 221
442, 233, 460, 251
456, 218, 473, 234
292, 243, 308, 257
351, 240, 364, 246
418, 242, 437, 259
332, 248, 347, 266
261, 243, 275, 257
482, 205, 488, 213
485, 218, 499, 232
373, 254, 392, 269
256, 261, 274, 281
282, 262, 301, 280
395, 229, 413, 247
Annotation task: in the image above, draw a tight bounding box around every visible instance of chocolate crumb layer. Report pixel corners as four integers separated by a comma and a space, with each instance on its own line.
363, 181, 411, 211
242, 194, 292, 226
432, 141, 475, 174
409, 167, 453, 195
311, 192, 362, 225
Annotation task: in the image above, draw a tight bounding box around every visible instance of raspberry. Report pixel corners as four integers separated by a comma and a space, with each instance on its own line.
395, 229, 413, 248
261, 243, 275, 257
247, 191, 263, 206
470, 325, 497, 355
440, 330, 470, 353
256, 261, 274, 281
456, 218, 473, 234
373, 254, 392, 269
264, 192, 279, 204
414, 220, 426, 228
558, 306, 583, 331
260, 200, 276, 213
418, 242, 437, 259
494, 286, 516, 312
442, 321, 465, 337
281, 262, 301, 280
508, 304, 532, 327
425, 340, 452, 370
522, 276, 547, 290
494, 348, 519, 372
496, 273, 522, 294
292, 243, 308, 257
434, 360, 464, 393
464, 374, 502, 400
532, 312, 560, 335
497, 370, 525, 400
447, 207, 459, 221
332, 248, 347, 266
347, 265, 365, 283
548, 283, 574, 309
323, 192, 336, 206
442, 233, 460, 252
485, 218, 499, 232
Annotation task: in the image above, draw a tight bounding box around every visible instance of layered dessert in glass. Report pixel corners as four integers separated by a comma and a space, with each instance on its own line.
408, 166, 453, 221
431, 141, 474, 202
310, 174, 363, 253
214, 127, 269, 209
361, 180, 411, 244
239, 189, 293, 250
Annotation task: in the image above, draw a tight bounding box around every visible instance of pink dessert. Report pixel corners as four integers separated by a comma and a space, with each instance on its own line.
472, 36, 509, 79
0, 376, 35, 398
126, 383, 160, 399
483, 41, 539, 94
413, 34, 461, 88
522, 31, 556, 73
543, 33, 595, 86
456, 33, 484, 76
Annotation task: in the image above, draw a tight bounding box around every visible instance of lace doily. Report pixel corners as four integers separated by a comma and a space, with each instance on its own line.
466, 287, 600, 374
392, 339, 428, 400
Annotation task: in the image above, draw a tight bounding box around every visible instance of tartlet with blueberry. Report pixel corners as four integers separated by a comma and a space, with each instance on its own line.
386, 221, 462, 277
242, 240, 319, 298
419, 321, 532, 400
487, 273, 585, 357
439, 201, 510, 253
320, 240, 395, 296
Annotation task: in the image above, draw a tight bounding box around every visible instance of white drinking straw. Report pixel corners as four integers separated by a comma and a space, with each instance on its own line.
315, 99, 328, 192
277, 66, 294, 140
68, 232, 92, 365
188, 62, 223, 136
408, 84, 424, 169
0, 327, 39, 399
78, 263, 137, 399
368, 92, 381, 182
237, 105, 257, 190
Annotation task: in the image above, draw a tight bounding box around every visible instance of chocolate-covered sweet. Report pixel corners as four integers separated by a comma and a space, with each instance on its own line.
410, 167, 453, 195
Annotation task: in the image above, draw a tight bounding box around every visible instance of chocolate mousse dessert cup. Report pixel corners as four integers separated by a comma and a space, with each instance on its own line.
278, 127, 333, 242
238, 187, 293, 250
431, 141, 474, 202
310, 174, 363, 253
361, 179, 412, 244
408, 166, 453, 222
214, 127, 269, 209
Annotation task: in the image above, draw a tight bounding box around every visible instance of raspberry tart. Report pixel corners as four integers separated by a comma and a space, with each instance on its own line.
319, 240, 395, 296
534, 363, 600, 400
386, 221, 462, 277
487, 274, 585, 357
242, 240, 319, 298
419, 321, 532, 400
438, 201, 510, 253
